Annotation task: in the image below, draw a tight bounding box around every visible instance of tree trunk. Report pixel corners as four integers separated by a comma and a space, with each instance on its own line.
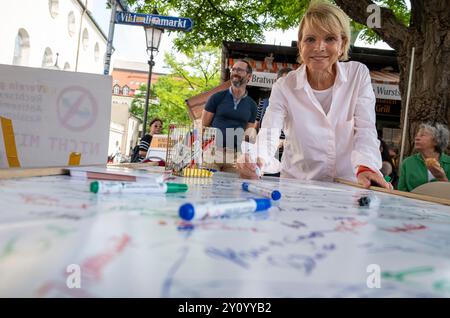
397, 3, 450, 156
335, 0, 450, 156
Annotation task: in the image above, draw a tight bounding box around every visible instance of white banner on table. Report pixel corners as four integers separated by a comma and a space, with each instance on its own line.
0, 64, 112, 168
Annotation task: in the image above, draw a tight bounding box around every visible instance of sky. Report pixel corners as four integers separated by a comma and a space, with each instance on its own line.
91, 1, 392, 74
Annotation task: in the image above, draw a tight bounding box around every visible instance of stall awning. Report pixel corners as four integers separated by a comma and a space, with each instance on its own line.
185, 70, 402, 121
370, 70, 400, 101
228, 58, 299, 74
370, 70, 399, 84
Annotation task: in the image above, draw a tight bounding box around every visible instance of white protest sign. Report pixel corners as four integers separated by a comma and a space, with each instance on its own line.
0, 64, 112, 168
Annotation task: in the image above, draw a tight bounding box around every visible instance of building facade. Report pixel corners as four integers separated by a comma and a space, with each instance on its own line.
0, 0, 108, 73
110, 59, 164, 158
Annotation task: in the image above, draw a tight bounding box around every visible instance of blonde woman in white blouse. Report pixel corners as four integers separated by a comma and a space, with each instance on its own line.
237, 1, 391, 190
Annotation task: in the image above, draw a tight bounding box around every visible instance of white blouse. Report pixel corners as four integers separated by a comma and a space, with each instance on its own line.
255, 61, 382, 182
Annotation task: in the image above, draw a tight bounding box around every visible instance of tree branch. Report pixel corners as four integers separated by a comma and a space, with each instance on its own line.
335, 0, 408, 51
200, 66, 208, 84
205, 0, 240, 23
171, 64, 197, 90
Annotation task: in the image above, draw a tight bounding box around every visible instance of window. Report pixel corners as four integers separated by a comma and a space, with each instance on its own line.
82, 28, 89, 50
48, 0, 59, 18
42, 47, 53, 67
382, 128, 402, 146
12, 28, 30, 66
113, 85, 120, 95
63, 62, 71, 71
123, 86, 129, 96
94, 42, 100, 61
68, 12, 76, 36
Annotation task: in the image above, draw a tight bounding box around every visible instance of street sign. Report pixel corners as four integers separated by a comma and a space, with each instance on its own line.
115, 12, 193, 32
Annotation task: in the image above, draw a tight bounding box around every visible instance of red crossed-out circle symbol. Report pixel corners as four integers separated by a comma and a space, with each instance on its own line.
56, 86, 98, 131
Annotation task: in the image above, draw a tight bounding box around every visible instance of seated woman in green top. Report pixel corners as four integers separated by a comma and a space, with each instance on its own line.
398, 123, 450, 192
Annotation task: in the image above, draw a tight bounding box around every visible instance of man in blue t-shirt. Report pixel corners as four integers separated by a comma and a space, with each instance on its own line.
202, 59, 257, 151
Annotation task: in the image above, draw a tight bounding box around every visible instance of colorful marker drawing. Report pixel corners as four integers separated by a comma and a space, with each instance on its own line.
0, 173, 450, 297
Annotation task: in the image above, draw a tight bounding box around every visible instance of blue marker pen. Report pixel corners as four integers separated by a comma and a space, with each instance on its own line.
242, 182, 281, 200
179, 198, 271, 221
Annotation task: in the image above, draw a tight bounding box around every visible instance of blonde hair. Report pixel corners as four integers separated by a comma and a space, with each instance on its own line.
297, 1, 351, 63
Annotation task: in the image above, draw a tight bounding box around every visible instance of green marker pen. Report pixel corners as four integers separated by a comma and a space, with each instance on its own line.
90, 181, 188, 194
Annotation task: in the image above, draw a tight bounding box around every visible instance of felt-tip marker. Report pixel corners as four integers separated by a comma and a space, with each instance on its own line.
90, 181, 188, 194
179, 198, 271, 221
242, 182, 281, 200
